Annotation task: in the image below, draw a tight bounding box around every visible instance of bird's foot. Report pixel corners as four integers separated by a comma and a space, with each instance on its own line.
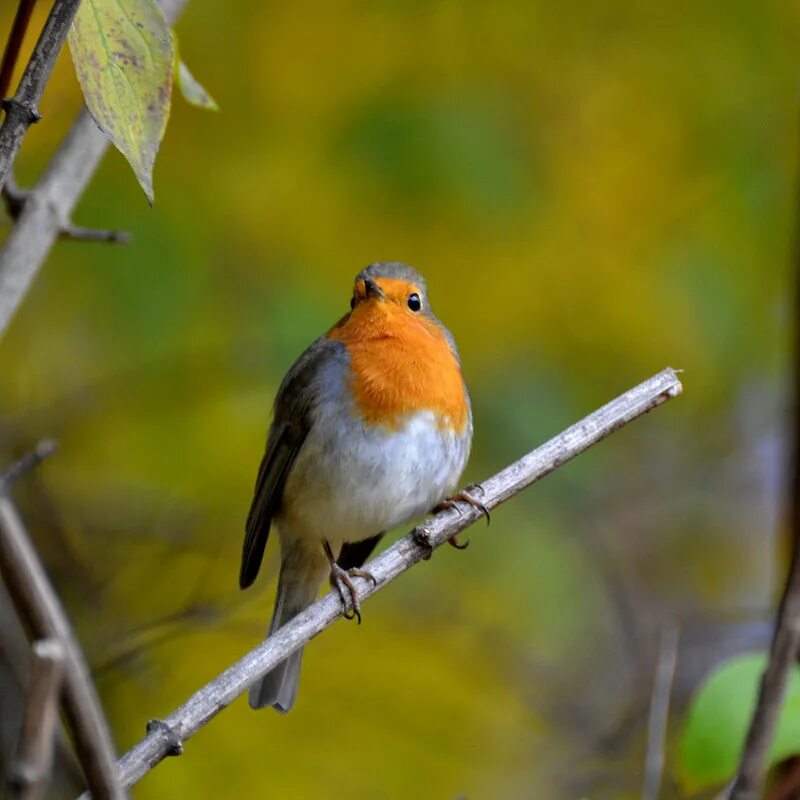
433, 484, 491, 526
324, 541, 376, 624
329, 564, 377, 623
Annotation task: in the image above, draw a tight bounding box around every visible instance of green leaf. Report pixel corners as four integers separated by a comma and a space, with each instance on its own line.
678, 653, 800, 793
68, 0, 174, 203
175, 53, 218, 111
172, 31, 218, 111
176, 61, 218, 111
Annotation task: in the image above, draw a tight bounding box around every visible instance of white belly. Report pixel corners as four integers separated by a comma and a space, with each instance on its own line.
279, 407, 471, 547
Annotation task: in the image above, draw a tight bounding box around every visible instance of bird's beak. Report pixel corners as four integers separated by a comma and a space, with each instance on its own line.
363, 278, 385, 300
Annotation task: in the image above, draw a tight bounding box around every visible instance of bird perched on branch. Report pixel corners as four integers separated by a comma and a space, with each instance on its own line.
240, 262, 483, 712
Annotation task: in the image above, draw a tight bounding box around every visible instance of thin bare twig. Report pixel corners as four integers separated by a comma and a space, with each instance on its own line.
729, 593, 800, 800
0, 488, 126, 798
0, 439, 56, 490
58, 225, 132, 243
0, 0, 82, 193
0, 0, 38, 103
9, 637, 65, 800
75, 368, 683, 796
0, 580, 85, 794
642, 622, 679, 800
2, 177, 133, 244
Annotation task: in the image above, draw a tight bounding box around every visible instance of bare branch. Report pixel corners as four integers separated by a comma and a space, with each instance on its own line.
0, 439, 57, 491
9, 637, 65, 800
642, 622, 679, 800
729, 596, 800, 800
0, 0, 190, 339
0, 0, 38, 103
84, 368, 682, 796
0, 115, 108, 337
0, 492, 126, 798
58, 225, 132, 244
0, 0, 83, 193
0, 580, 85, 794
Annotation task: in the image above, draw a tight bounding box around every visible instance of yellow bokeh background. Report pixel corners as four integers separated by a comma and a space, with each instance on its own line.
1, 1, 799, 797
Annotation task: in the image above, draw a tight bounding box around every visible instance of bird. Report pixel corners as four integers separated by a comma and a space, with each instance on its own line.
240, 261, 482, 713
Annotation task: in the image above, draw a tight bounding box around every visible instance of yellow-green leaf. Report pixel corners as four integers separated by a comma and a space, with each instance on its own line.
171, 32, 218, 111
176, 60, 218, 111
68, 0, 174, 203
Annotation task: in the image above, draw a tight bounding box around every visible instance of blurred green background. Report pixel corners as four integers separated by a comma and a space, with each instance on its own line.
1, 0, 799, 797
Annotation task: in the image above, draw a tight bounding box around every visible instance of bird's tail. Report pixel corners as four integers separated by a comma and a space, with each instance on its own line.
248, 563, 322, 712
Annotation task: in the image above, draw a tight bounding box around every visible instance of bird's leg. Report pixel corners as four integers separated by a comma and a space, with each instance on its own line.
323, 540, 377, 624
432, 484, 491, 549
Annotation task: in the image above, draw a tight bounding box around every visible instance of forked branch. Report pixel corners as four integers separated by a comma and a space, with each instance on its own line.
0, 491, 126, 799
10, 637, 65, 800
0, 0, 190, 339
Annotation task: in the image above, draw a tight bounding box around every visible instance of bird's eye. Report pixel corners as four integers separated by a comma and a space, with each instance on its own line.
407, 293, 421, 312
350, 296, 356, 310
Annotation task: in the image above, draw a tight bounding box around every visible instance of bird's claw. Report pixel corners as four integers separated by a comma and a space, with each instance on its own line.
433, 497, 460, 515
328, 563, 376, 624
461, 484, 491, 524
349, 566, 378, 587
434, 484, 491, 526
447, 534, 470, 550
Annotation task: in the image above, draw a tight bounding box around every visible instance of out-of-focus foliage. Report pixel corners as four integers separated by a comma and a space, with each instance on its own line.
678, 653, 800, 793
1, 0, 799, 798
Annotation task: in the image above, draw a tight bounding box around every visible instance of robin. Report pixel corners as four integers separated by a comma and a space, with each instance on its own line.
240, 261, 483, 713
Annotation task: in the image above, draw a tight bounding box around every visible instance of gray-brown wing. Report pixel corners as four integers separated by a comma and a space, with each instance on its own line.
240, 422, 304, 589
239, 336, 346, 589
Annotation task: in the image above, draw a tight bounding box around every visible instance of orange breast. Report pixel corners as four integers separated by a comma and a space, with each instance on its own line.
327, 303, 469, 433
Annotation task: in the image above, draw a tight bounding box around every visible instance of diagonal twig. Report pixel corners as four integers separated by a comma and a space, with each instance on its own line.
0, 439, 57, 491
728, 592, 800, 800
9, 637, 65, 800
0, 0, 82, 193
0, 0, 38, 103
80, 367, 683, 796
0, 468, 127, 798
0, 114, 118, 337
